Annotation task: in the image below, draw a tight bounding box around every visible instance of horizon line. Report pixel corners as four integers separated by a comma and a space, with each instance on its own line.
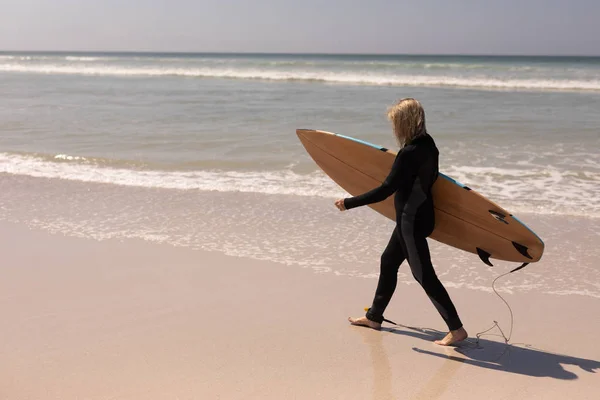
1, 49, 599, 58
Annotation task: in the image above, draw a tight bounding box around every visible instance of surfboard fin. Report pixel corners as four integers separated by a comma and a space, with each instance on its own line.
488, 210, 509, 225
512, 241, 533, 260
476, 247, 494, 267
476, 246, 531, 272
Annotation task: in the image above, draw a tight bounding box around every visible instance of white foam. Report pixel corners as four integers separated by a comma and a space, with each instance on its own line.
1, 152, 598, 218
64, 56, 103, 62
0, 152, 347, 198
444, 165, 600, 217
1, 63, 599, 92
54, 154, 87, 161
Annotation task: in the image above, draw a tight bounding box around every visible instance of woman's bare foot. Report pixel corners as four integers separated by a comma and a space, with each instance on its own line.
348, 316, 382, 330
434, 328, 469, 346
434, 327, 468, 346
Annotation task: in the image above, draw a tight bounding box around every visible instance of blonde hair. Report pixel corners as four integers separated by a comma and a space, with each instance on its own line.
387, 98, 427, 147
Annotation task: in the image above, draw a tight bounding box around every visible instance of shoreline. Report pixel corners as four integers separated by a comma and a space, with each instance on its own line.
2, 172, 599, 299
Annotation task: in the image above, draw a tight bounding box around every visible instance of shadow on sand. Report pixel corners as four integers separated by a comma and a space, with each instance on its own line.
380, 323, 600, 380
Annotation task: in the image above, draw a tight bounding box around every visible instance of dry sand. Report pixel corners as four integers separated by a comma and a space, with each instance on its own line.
1, 221, 599, 399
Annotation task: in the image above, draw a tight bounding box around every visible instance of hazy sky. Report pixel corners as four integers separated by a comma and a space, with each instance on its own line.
1, 0, 599, 55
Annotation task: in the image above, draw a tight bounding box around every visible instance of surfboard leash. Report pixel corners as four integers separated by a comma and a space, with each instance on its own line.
475, 270, 514, 344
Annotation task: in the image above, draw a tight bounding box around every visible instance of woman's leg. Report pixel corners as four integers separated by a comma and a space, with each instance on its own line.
349, 228, 406, 329
365, 228, 407, 323
400, 222, 463, 331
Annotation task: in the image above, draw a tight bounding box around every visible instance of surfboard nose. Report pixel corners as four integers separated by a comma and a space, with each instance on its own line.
296, 129, 326, 151
296, 129, 318, 141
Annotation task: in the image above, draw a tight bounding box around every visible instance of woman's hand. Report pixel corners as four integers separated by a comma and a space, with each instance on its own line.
335, 199, 347, 211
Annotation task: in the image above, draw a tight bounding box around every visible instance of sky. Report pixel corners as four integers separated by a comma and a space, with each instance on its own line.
1, 0, 599, 55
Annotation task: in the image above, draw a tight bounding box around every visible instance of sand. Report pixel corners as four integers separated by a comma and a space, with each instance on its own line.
1, 221, 599, 400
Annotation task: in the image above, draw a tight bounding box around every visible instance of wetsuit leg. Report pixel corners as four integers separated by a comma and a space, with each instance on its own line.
366, 228, 406, 323
400, 224, 463, 331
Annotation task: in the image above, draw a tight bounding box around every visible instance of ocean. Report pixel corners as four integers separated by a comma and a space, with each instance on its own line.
1, 52, 599, 297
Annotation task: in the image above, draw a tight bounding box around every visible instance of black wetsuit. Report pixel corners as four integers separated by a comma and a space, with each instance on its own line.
344, 133, 462, 331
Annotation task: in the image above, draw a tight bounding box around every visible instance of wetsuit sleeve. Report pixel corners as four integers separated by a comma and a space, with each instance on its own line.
343, 146, 418, 210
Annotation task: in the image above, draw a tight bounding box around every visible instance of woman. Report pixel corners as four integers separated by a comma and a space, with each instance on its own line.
335, 98, 467, 346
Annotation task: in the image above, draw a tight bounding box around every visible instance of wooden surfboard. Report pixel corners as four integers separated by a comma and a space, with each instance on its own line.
297, 129, 544, 265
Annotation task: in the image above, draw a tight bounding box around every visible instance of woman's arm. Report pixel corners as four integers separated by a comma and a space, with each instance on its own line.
343, 146, 418, 210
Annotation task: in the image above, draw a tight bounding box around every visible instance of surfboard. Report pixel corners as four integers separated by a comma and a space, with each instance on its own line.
296, 129, 544, 265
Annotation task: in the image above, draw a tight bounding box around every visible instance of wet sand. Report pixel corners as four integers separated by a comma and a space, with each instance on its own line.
1, 221, 599, 399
